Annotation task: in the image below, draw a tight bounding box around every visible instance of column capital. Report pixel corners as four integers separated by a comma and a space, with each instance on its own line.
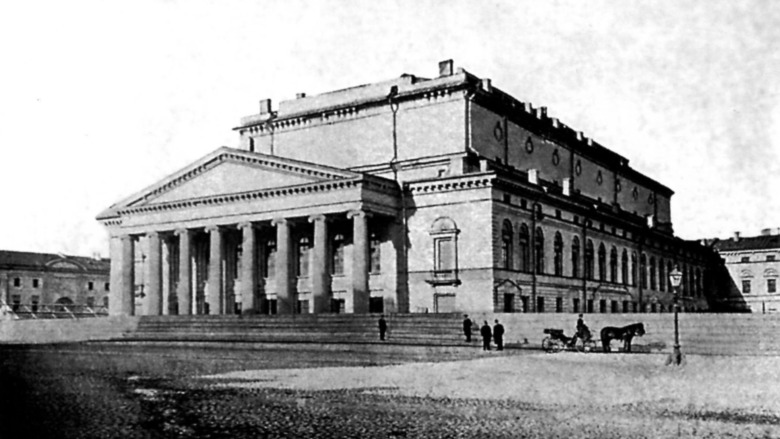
238, 221, 256, 230
271, 217, 288, 226
120, 234, 135, 242
308, 214, 329, 223
205, 225, 222, 233
174, 228, 192, 237
347, 210, 372, 220
146, 231, 160, 239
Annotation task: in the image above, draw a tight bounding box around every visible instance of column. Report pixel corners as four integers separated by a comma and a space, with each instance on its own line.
146, 232, 163, 316
273, 218, 293, 314
207, 226, 223, 315
117, 235, 135, 316
310, 214, 330, 313
175, 229, 192, 315
349, 210, 370, 313
239, 222, 257, 313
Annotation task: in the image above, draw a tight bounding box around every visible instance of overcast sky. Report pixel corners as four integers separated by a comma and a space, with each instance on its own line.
1, 0, 778, 257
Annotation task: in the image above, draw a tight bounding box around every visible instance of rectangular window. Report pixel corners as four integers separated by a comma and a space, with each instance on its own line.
741, 256, 750, 263
572, 298, 580, 313
768, 255, 777, 262
651, 303, 657, 313
13, 278, 20, 287
623, 301, 630, 313
521, 296, 529, 313
556, 297, 563, 313
536, 296, 545, 313
296, 299, 309, 314
742, 280, 751, 294
88, 281, 94, 291
503, 194, 511, 204
587, 299, 594, 313
11, 294, 21, 311
768, 279, 777, 294
105, 282, 110, 291
31, 295, 40, 313
599, 299, 607, 313
32, 279, 39, 288
633, 302, 638, 313
370, 235, 381, 273
611, 300, 618, 313
86, 297, 95, 308
103, 296, 109, 308
435, 237, 455, 271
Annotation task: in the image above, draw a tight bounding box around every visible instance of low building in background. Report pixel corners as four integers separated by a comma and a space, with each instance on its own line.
98, 59, 723, 317
0, 251, 111, 317
710, 229, 780, 313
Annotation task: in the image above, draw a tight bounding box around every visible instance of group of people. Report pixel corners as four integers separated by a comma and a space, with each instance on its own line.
463, 315, 505, 351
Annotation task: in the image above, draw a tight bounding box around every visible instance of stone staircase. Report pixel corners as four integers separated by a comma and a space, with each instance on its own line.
119, 313, 470, 346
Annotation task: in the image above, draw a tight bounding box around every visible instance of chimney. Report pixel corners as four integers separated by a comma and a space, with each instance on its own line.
562, 178, 571, 196
761, 228, 772, 236
540, 107, 548, 119
576, 131, 584, 141
295, 92, 306, 99
528, 169, 538, 185
480, 78, 492, 92
524, 102, 534, 114
586, 137, 593, 147
551, 118, 559, 128
734, 231, 741, 241
259, 98, 272, 115
438, 59, 454, 77
646, 215, 655, 228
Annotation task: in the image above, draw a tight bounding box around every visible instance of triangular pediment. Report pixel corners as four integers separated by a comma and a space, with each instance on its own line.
100, 147, 361, 217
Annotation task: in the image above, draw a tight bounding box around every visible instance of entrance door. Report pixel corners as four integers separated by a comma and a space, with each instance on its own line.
434, 294, 456, 313
369, 297, 384, 314
503, 293, 514, 312
330, 299, 346, 313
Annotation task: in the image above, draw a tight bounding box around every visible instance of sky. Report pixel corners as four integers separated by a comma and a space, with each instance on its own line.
0, 0, 778, 257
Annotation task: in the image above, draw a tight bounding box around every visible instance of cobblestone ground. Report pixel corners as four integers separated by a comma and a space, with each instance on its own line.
1, 343, 779, 438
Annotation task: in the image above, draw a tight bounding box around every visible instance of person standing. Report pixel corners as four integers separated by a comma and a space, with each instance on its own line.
480, 321, 492, 351
493, 319, 505, 351
378, 315, 388, 341
463, 314, 472, 342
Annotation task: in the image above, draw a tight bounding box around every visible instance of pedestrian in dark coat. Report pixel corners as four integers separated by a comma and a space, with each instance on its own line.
493, 319, 505, 351
378, 315, 387, 340
480, 321, 492, 351
463, 314, 472, 342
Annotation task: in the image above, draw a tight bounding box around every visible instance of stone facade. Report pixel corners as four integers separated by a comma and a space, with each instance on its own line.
0, 251, 110, 312
98, 60, 718, 316
711, 230, 780, 313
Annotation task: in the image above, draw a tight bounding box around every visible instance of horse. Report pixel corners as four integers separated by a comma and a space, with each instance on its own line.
600, 322, 645, 353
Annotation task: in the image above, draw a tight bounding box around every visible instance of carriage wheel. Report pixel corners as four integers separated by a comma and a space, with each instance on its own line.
542, 337, 555, 352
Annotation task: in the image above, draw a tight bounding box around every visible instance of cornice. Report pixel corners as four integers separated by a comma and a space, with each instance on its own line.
407, 173, 494, 194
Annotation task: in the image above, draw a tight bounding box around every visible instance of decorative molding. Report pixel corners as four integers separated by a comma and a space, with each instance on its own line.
408, 176, 494, 194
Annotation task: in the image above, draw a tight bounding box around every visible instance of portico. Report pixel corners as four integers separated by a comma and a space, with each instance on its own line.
100, 148, 400, 316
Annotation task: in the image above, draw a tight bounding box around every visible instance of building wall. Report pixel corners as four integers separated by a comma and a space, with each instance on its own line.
1, 268, 110, 309
719, 247, 780, 313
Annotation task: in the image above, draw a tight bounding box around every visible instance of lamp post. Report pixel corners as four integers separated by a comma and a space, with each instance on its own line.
668, 266, 684, 365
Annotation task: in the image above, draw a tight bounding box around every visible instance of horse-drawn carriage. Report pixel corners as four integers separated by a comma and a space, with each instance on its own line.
541, 322, 645, 353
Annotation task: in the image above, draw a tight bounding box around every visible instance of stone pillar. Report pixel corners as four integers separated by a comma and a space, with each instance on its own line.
239, 222, 257, 313
112, 235, 135, 316
273, 218, 293, 314
175, 229, 192, 315
146, 232, 163, 316
310, 214, 330, 313
207, 226, 223, 315
349, 210, 370, 313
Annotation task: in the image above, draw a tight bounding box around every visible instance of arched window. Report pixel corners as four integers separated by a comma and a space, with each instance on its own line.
571, 236, 580, 278
631, 252, 638, 286
650, 257, 657, 290
621, 250, 628, 285
369, 231, 381, 274
430, 217, 459, 283
585, 240, 594, 280
598, 243, 606, 281
554, 232, 563, 276
640, 254, 647, 289
264, 238, 276, 278
519, 224, 530, 272
534, 227, 545, 274
501, 220, 513, 270
331, 233, 346, 275
659, 258, 666, 292
610, 246, 618, 283
297, 236, 311, 277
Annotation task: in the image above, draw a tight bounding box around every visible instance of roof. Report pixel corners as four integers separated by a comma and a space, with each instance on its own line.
712, 235, 780, 252
0, 250, 110, 273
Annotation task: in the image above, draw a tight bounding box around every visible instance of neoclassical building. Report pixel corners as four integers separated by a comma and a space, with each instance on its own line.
98, 60, 717, 317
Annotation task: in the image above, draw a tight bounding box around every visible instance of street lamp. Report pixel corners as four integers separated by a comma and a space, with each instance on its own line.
668, 266, 684, 365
